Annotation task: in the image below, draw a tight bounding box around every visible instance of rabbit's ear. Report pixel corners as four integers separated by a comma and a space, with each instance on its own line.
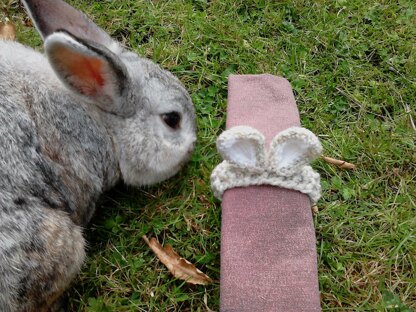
45, 31, 130, 114
217, 126, 266, 169
269, 127, 322, 176
22, 0, 120, 54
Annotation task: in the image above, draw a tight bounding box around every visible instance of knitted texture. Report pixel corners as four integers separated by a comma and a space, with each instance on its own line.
211, 126, 322, 203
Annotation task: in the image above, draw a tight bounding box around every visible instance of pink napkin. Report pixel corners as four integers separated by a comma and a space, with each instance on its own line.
220, 74, 321, 311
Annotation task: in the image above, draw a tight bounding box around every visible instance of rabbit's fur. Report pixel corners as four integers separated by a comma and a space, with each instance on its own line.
0, 1, 196, 311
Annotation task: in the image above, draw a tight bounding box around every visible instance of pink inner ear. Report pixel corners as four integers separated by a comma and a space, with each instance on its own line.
69, 57, 105, 95
53, 45, 106, 96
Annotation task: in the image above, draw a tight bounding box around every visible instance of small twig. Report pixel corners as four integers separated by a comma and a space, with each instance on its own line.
322, 156, 356, 170
142, 234, 150, 245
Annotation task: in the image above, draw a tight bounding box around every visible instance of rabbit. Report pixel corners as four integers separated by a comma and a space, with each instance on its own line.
0, 0, 196, 311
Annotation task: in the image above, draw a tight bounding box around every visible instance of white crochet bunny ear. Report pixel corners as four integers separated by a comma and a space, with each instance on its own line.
211, 126, 322, 202
269, 127, 322, 176
216, 126, 266, 169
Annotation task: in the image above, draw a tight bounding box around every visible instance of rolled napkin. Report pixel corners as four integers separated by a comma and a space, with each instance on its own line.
214, 74, 321, 312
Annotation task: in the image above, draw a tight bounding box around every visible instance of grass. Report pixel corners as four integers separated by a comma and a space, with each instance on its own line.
2, 0, 416, 311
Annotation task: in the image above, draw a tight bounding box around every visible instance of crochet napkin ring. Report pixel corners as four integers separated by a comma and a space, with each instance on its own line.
211, 126, 322, 203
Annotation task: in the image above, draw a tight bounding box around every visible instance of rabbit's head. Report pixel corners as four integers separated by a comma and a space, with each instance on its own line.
23, 0, 197, 186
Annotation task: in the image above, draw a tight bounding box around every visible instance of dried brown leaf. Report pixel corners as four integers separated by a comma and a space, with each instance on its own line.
0, 21, 15, 40
0, 21, 16, 41
143, 235, 212, 285
322, 156, 356, 169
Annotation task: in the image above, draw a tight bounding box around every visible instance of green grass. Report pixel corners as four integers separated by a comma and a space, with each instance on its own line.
2, 0, 416, 311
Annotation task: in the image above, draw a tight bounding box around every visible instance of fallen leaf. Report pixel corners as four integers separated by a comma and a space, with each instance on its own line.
0, 21, 16, 40
322, 156, 356, 169
311, 205, 319, 214
143, 235, 212, 285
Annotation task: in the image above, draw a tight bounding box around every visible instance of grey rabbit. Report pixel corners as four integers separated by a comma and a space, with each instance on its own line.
0, 0, 196, 311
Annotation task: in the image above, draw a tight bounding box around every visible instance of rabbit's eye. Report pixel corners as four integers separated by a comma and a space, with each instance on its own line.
161, 112, 181, 130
